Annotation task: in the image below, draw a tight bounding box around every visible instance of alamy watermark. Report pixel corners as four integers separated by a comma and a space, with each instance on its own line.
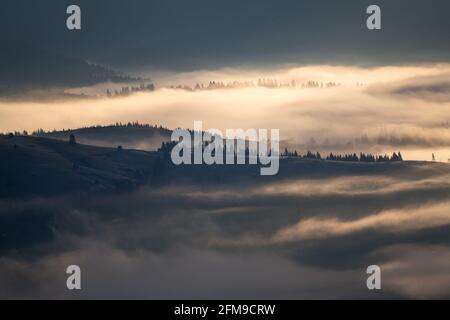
366, 5, 381, 30
66, 5, 81, 30
66, 265, 81, 290
170, 121, 280, 176
366, 265, 381, 290
66, 5, 381, 31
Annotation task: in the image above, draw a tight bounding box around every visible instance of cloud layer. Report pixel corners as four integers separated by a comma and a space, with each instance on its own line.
1, 159, 449, 299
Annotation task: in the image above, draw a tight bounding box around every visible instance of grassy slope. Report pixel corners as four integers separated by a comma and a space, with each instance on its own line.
0, 136, 162, 197
1, 135, 449, 198
33, 125, 172, 151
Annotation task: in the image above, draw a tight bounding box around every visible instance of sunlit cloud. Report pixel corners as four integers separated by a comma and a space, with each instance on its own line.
258, 174, 450, 197
273, 201, 450, 243
377, 244, 450, 299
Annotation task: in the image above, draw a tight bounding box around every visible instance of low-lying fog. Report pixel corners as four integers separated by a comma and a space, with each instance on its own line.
1, 64, 450, 161
1, 166, 450, 299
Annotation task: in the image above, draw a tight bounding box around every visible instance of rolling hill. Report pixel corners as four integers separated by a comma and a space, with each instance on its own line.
0, 135, 163, 197
2, 134, 449, 198
33, 124, 172, 151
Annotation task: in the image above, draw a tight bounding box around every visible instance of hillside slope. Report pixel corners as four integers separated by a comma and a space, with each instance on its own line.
2, 135, 450, 198
0, 136, 162, 197
33, 124, 172, 151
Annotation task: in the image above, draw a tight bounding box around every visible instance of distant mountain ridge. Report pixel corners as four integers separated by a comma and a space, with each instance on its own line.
0, 41, 138, 95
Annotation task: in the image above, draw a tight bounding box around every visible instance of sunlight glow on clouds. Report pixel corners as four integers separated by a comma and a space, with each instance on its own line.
273, 201, 450, 242
1, 64, 450, 161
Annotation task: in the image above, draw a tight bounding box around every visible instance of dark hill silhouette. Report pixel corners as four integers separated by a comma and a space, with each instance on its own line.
0, 135, 162, 197
2, 135, 449, 198
33, 123, 172, 151
0, 41, 137, 96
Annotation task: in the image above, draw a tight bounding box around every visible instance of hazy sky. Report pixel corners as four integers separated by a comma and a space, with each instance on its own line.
1, 0, 450, 70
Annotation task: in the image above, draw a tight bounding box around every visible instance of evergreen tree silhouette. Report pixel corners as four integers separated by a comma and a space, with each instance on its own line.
69, 134, 77, 145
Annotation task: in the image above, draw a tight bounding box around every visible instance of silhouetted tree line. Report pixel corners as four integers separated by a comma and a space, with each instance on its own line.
282, 149, 403, 162
158, 141, 177, 156
31, 122, 170, 136
167, 78, 342, 91
69, 134, 77, 145
1, 131, 29, 137
326, 152, 402, 162
106, 83, 155, 97
159, 142, 403, 163
157, 138, 272, 162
